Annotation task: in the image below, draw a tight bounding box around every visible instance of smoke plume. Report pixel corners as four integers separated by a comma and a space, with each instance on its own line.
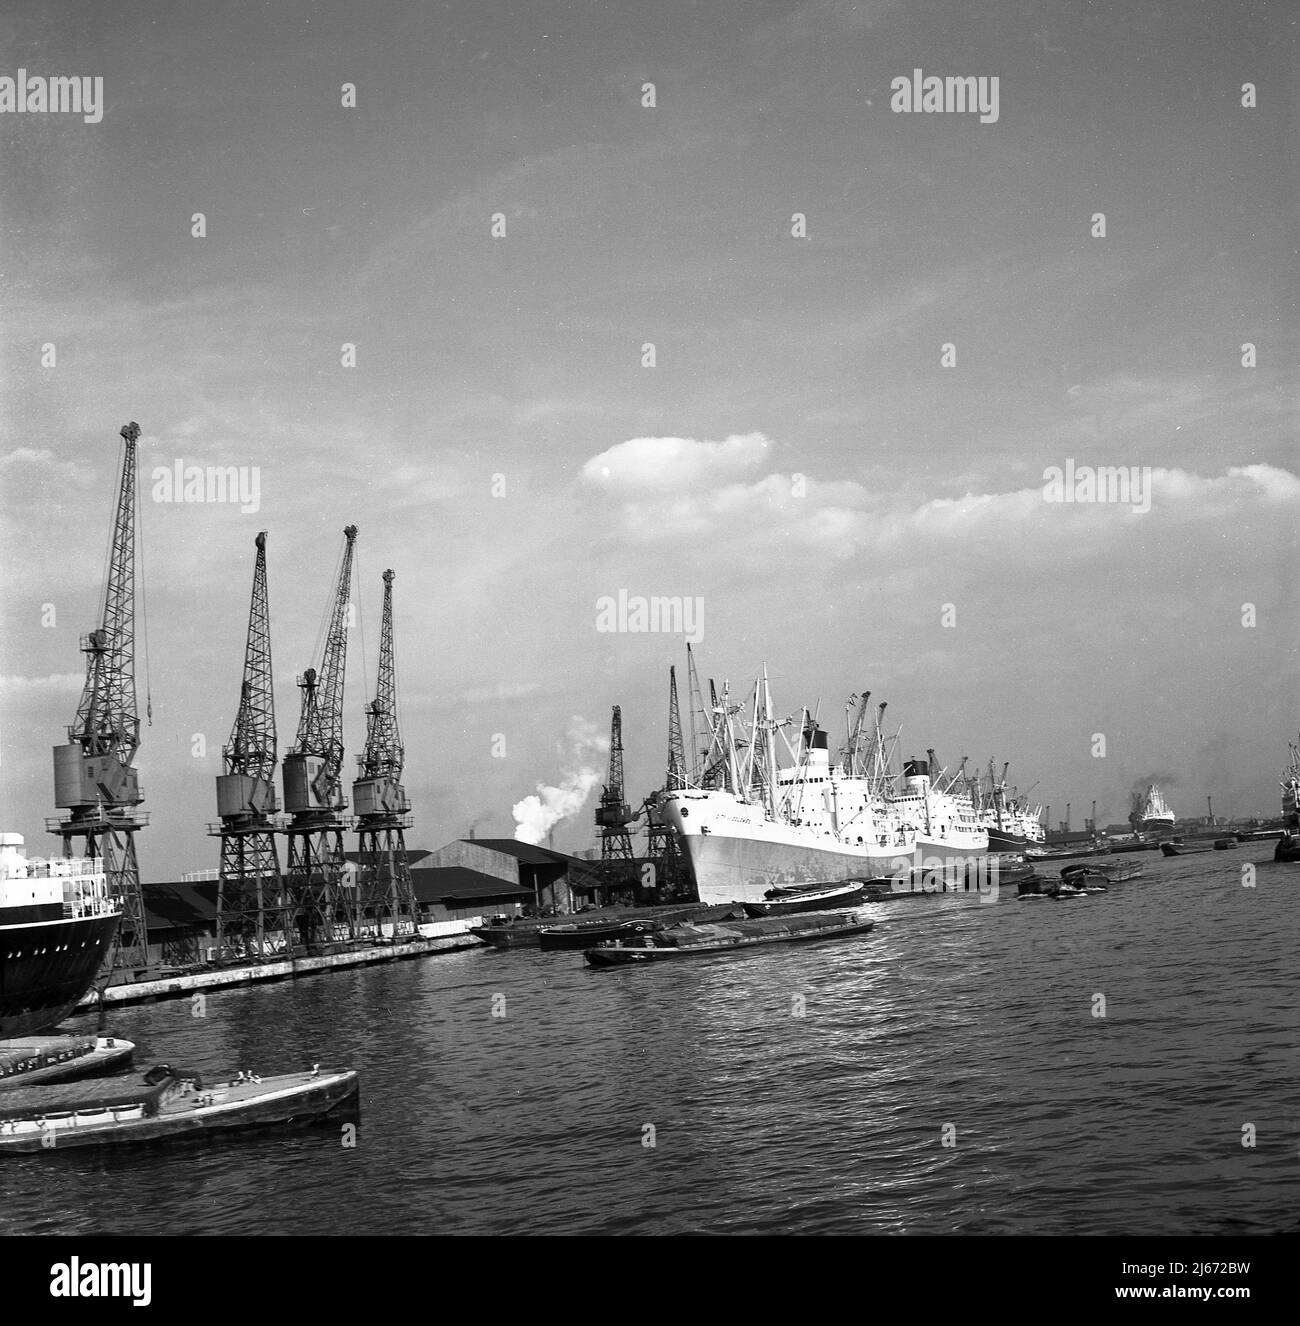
512, 717, 609, 846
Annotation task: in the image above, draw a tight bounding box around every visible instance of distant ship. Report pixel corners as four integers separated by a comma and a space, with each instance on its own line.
0, 834, 120, 1039
1276, 739, 1300, 862
1131, 785, 1176, 835
973, 760, 1045, 854
660, 672, 988, 906
1282, 739, 1300, 831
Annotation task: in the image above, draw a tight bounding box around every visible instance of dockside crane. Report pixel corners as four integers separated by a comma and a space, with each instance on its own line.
212, 532, 294, 960
595, 706, 638, 897
642, 667, 688, 900
353, 569, 419, 938
48, 423, 150, 972
666, 665, 686, 792
282, 525, 359, 950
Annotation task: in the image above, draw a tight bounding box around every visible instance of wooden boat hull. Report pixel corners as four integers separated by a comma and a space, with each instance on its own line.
1159, 842, 1218, 857
741, 882, 865, 917
0, 1036, 133, 1090
585, 912, 875, 965
539, 920, 657, 950
0, 1068, 358, 1152
470, 923, 543, 948
1025, 844, 1111, 863
1061, 863, 1143, 885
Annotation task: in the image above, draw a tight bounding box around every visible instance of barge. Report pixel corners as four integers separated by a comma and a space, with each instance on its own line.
0, 1035, 134, 1089
0, 1064, 359, 1152
584, 910, 876, 966
741, 880, 865, 917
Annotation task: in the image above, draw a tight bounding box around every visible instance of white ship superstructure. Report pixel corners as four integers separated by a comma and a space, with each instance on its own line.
661, 671, 988, 905
1282, 739, 1300, 829
1136, 784, 1176, 833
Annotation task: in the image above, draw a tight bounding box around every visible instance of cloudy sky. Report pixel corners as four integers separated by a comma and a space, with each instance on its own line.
1, 0, 1294, 879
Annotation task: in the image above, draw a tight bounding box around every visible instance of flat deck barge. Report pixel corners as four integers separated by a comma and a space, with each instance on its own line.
0, 1035, 134, 1089
0, 1065, 358, 1152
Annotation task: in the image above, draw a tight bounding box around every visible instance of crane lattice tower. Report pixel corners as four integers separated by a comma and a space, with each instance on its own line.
595, 705, 637, 890
353, 569, 419, 938
282, 526, 359, 951
48, 423, 151, 974
212, 532, 295, 960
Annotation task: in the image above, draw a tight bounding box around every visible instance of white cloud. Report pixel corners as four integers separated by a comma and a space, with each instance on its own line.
0, 673, 84, 692
581, 433, 771, 491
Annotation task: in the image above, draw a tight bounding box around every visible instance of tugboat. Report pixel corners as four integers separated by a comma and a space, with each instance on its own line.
0, 835, 120, 1040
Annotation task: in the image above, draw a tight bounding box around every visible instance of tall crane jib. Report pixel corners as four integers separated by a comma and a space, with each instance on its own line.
212, 531, 294, 961
642, 663, 690, 901
282, 525, 360, 951
48, 422, 151, 973
593, 704, 638, 905
353, 569, 419, 939
283, 525, 359, 817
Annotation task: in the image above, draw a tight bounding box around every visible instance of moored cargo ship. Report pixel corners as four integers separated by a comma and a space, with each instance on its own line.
971, 760, 1045, 853
661, 671, 988, 906
0, 834, 120, 1039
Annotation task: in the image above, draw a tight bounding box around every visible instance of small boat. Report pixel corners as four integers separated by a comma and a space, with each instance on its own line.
584, 911, 875, 966
0, 1064, 359, 1152
1051, 882, 1087, 899
1015, 873, 1051, 896
1017, 873, 1103, 899
1025, 842, 1111, 862
1106, 838, 1160, 854
1060, 861, 1143, 885
470, 916, 548, 948
741, 880, 865, 917
0, 1036, 134, 1090
538, 919, 659, 951
1160, 841, 1220, 857
1274, 834, 1300, 863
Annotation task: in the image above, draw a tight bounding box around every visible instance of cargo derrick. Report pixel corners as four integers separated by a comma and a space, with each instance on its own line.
48, 423, 150, 973
282, 526, 359, 950
211, 532, 294, 960
352, 569, 418, 939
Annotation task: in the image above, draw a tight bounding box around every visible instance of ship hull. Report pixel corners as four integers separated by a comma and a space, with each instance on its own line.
0, 913, 119, 1039
986, 827, 1033, 854
1138, 818, 1176, 835
677, 827, 987, 906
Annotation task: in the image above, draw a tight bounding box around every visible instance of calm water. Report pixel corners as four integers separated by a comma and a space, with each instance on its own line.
2, 851, 1296, 1236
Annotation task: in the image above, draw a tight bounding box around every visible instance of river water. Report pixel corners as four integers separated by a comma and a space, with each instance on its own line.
2, 850, 1296, 1236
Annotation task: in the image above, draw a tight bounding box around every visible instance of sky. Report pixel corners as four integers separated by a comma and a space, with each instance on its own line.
0, 0, 1295, 880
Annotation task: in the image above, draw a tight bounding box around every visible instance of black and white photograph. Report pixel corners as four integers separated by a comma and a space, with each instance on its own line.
0, 0, 1294, 1283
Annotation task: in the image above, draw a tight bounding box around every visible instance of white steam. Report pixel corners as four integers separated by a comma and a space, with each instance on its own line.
512, 717, 610, 846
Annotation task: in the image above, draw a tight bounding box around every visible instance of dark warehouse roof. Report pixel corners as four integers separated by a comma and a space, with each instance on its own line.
410, 866, 532, 902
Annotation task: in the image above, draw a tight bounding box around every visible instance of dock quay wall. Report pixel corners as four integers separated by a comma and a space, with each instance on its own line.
77, 921, 486, 1011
